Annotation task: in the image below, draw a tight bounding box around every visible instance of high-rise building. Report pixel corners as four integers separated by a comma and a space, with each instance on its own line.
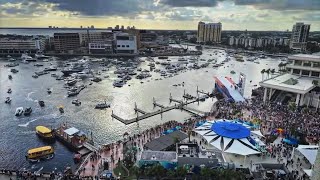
197, 21, 222, 44
53, 33, 80, 53
290, 22, 310, 52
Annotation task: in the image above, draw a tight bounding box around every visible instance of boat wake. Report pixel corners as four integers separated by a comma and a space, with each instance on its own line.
26, 92, 38, 103
18, 113, 62, 127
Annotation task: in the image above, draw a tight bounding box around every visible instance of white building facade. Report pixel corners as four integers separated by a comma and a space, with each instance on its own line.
114, 32, 137, 54
0, 38, 45, 54
260, 54, 320, 108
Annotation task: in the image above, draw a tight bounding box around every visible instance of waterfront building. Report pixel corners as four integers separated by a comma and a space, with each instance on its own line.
197, 21, 222, 44
114, 32, 137, 54
260, 54, 320, 107
53, 33, 80, 53
89, 41, 113, 54
79, 31, 113, 46
290, 22, 310, 52
0, 38, 45, 54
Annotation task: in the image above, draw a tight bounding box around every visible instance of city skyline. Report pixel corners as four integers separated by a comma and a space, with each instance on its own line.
0, 0, 319, 31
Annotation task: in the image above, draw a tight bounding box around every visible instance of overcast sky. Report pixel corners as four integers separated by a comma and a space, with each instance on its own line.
0, 0, 319, 31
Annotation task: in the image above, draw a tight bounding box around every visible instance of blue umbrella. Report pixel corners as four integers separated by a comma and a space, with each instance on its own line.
176, 126, 182, 130
167, 129, 174, 134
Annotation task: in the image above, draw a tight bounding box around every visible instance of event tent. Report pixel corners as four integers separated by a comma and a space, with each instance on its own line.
195, 119, 261, 156
296, 145, 319, 165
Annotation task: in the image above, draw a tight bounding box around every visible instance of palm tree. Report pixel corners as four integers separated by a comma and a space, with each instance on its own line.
266, 68, 270, 79
261, 69, 265, 80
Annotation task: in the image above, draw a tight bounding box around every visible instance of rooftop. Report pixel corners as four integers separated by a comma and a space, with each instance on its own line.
144, 131, 188, 151
288, 54, 320, 62
140, 151, 177, 162
259, 74, 316, 94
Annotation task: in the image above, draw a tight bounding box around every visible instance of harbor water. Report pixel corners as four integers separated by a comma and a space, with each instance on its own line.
0, 47, 279, 173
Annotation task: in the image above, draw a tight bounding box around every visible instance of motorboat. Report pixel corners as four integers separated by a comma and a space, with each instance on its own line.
8, 58, 16, 62
15, 107, 24, 116
34, 63, 44, 67
178, 57, 187, 61
91, 77, 102, 82
35, 71, 49, 76
58, 106, 64, 113
66, 79, 77, 86
10, 68, 19, 73
95, 101, 111, 109
72, 99, 81, 106
35, 53, 50, 59
44, 66, 58, 72
113, 80, 124, 87
38, 100, 45, 107
230, 70, 236, 74
5, 97, 11, 104
36, 126, 55, 142
4, 63, 19, 67
47, 88, 52, 94
32, 74, 39, 78
21, 53, 35, 62
24, 107, 32, 116
7, 88, 12, 94
8, 75, 12, 80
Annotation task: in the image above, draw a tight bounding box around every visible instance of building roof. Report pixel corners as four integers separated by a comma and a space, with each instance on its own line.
64, 127, 80, 136
140, 151, 177, 162
259, 74, 316, 94
288, 54, 320, 62
178, 157, 218, 168
144, 131, 188, 151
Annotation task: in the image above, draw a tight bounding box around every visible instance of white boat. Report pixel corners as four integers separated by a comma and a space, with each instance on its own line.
113, 80, 125, 87
178, 57, 187, 61
35, 53, 50, 59
15, 107, 24, 116
8, 58, 16, 62
95, 101, 111, 109
21, 53, 35, 62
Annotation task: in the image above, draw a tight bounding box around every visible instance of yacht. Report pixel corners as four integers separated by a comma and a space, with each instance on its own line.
113, 80, 125, 87
95, 101, 111, 109
15, 107, 24, 116
8, 58, 16, 62
44, 66, 58, 72
7, 88, 12, 94
38, 100, 45, 107
178, 57, 187, 61
8, 75, 12, 80
5, 97, 11, 104
24, 107, 32, 116
21, 53, 36, 62
10, 68, 19, 73
35, 53, 50, 59
72, 99, 81, 106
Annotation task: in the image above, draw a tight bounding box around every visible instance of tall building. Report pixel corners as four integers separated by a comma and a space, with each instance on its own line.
114, 32, 137, 54
290, 22, 310, 52
0, 38, 45, 54
53, 33, 80, 53
197, 21, 222, 44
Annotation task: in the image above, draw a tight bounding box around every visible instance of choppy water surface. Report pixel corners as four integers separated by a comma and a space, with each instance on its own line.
0, 47, 279, 173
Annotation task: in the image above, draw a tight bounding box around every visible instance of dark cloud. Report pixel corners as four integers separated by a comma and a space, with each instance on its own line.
160, 0, 219, 7
39, 0, 144, 16
234, 0, 320, 10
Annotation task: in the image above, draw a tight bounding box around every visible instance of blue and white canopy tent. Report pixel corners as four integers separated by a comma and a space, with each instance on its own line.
194, 119, 262, 156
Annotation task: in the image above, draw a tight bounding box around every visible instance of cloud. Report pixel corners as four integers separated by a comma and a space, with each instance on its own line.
234, 0, 320, 10
160, 0, 219, 7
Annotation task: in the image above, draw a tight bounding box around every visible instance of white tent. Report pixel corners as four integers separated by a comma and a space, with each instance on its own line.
210, 136, 222, 150
303, 169, 312, 177
296, 145, 319, 165
195, 119, 264, 156
251, 130, 264, 137
224, 140, 261, 155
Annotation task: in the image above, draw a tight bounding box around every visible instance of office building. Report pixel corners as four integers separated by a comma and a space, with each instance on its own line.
53, 33, 80, 53
290, 22, 310, 52
197, 21, 222, 44
89, 41, 113, 54
114, 32, 137, 54
0, 38, 45, 54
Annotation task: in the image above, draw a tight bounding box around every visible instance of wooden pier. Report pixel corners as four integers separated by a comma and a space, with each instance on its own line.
112, 90, 210, 125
